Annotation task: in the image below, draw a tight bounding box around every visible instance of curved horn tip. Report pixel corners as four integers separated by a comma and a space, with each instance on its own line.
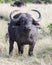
10, 10, 20, 20
31, 9, 41, 21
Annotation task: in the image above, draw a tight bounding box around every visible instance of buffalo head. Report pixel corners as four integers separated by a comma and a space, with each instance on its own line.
10, 10, 41, 32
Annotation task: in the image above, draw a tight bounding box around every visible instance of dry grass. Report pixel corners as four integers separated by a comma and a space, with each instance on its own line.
0, 3, 52, 65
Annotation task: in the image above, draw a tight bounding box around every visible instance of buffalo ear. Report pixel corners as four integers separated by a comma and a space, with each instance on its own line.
32, 19, 39, 25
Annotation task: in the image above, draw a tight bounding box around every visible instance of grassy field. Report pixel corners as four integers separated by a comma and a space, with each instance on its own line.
0, 3, 52, 65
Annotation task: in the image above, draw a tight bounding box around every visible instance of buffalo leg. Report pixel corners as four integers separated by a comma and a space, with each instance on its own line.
20, 45, 24, 55
17, 44, 24, 55
28, 43, 35, 56
9, 40, 14, 55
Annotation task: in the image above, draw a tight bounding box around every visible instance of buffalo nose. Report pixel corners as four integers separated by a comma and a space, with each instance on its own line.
24, 27, 31, 31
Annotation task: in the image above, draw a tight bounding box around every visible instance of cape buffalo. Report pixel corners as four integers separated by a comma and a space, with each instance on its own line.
11, 1, 25, 7
8, 10, 41, 56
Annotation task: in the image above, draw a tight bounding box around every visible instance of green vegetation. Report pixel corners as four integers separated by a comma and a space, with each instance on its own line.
0, 0, 52, 3
0, 0, 5, 3
48, 24, 52, 35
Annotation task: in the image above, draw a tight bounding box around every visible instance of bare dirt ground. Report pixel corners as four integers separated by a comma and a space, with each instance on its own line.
0, 3, 52, 65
